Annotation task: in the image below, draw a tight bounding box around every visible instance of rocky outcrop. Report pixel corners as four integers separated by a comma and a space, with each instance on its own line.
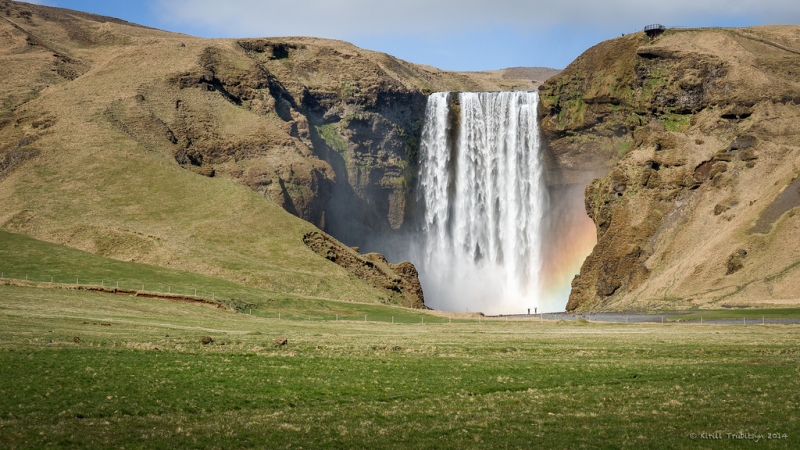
302, 231, 425, 308
152, 39, 560, 248
540, 26, 800, 311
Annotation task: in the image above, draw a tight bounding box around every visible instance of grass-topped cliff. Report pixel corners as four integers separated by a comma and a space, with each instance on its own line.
539, 26, 800, 311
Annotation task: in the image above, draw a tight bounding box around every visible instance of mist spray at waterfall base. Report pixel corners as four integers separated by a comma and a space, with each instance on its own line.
416, 91, 595, 315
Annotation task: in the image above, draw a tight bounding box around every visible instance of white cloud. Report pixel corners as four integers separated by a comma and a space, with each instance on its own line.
152, 0, 800, 39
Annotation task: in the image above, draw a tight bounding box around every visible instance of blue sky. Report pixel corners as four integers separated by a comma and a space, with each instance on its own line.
20, 0, 800, 71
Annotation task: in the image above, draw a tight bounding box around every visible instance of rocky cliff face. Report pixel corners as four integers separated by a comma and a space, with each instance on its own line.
539, 26, 800, 311
163, 40, 443, 307
159, 37, 535, 247
0, 0, 525, 243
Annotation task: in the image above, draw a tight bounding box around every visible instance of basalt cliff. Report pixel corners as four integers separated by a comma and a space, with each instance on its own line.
539, 26, 800, 311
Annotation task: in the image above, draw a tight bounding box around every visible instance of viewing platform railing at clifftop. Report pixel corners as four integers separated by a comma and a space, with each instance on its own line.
644, 24, 666, 38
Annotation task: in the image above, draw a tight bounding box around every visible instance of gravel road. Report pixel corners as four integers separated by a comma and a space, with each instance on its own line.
492, 312, 800, 325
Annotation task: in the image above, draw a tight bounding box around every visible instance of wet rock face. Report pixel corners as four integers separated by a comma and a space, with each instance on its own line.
541, 27, 800, 311
302, 231, 425, 308
321, 91, 428, 242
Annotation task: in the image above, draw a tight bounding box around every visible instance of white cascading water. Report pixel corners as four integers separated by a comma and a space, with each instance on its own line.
418, 91, 548, 315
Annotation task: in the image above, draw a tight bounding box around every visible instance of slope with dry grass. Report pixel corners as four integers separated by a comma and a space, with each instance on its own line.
539, 26, 800, 311
0, 1, 562, 308
1, 0, 440, 306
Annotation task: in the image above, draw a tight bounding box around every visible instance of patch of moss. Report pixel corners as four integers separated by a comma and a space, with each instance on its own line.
566, 134, 587, 144
315, 123, 348, 153
658, 113, 691, 132
395, 120, 423, 193
339, 80, 360, 101
616, 141, 633, 159
283, 181, 311, 198
556, 97, 587, 130
626, 113, 645, 129
649, 67, 670, 79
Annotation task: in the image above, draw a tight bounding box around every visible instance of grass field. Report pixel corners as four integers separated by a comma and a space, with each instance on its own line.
1, 284, 798, 449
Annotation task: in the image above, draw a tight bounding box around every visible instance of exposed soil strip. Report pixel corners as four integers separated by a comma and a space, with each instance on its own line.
731, 29, 800, 57
750, 177, 800, 234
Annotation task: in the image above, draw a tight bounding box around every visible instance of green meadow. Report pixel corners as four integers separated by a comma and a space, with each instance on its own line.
1, 282, 799, 449
1, 231, 798, 448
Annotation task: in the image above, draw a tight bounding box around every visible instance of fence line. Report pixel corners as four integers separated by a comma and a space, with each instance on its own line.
0, 271, 221, 303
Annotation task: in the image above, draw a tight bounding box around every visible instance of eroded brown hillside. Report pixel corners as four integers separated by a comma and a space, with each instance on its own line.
0, 0, 549, 245
0, 1, 468, 307
0, 0, 558, 308
540, 26, 800, 311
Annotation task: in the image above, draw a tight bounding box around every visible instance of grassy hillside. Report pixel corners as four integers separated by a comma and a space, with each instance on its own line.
1, 284, 799, 448
0, 1, 562, 308
0, 123, 388, 302
0, 0, 410, 305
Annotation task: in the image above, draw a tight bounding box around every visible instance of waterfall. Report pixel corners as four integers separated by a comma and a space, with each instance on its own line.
418, 91, 549, 315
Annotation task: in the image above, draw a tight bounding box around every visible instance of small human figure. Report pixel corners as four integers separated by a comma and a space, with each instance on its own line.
535, 307, 538, 314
